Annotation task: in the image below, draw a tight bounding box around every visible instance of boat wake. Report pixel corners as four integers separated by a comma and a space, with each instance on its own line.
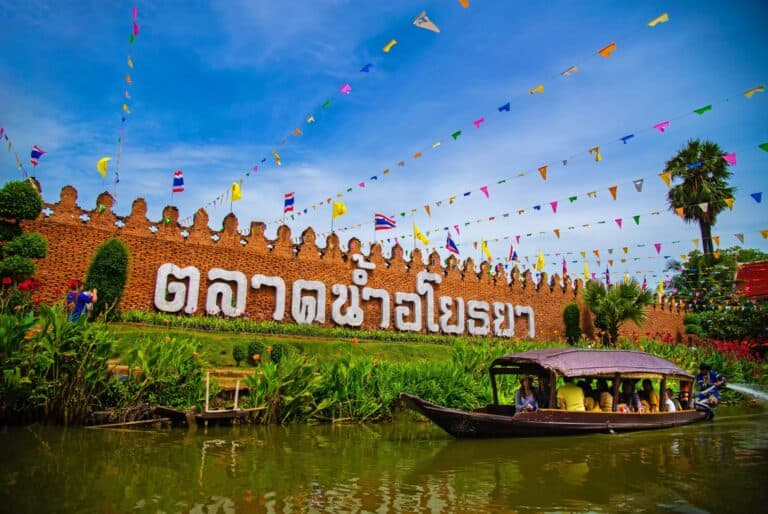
726, 383, 768, 401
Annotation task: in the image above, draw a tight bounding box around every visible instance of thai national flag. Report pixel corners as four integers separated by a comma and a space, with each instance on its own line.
446, 234, 460, 255
374, 213, 396, 231
30, 145, 46, 167
284, 192, 295, 213
172, 170, 184, 193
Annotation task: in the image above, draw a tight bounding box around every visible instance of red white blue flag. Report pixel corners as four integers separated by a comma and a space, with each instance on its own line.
446, 234, 460, 255
374, 213, 396, 231
284, 192, 295, 213
172, 170, 184, 193
30, 145, 46, 167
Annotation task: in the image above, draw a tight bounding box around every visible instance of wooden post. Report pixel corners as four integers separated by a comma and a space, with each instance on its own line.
660, 377, 667, 412
612, 373, 621, 412
233, 380, 240, 411
490, 370, 499, 405
549, 371, 557, 409
205, 372, 210, 413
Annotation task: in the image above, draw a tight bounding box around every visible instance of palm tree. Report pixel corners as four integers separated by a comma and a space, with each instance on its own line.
583, 280, 654, 346
665, 139, 735, 255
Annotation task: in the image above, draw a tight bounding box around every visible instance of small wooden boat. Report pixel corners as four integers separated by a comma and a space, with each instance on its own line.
400, 348, 712, 438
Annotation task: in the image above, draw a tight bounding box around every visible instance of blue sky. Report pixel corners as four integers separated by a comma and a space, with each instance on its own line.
1, 0, 766, 283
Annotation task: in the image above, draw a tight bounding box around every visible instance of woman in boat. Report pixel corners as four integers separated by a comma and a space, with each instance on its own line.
618, 380, 642, 412
515, 375, 538, 412
663, 388, 677, 412
639, 379, 660, 413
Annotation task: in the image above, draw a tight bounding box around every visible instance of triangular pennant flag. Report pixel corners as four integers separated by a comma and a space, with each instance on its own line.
597, 42, 617, 58
760, 142, 768, 152
659, 171, 672, 188
722, 153, 736, 165
653, 121, 670, 133
382, 39, 398, 53
744, 85, 765, 98
615, 218, 622, 229
449, 196, 456, 204
692, 239, 700, 248
622, 247, 628, 254
589, 146, 602, 162
554, 229, 560, 239
698, 202, 709, 212
538, 165, 548, 180
620, 134, 635, 144
550, 201, 558, 213
633, 215, 640, 225
358, 181, 365, 188
424, 205, 431, 217
751, 192, 762, 203
412, 10, 440, 32
473, 118, 485, 128
568, 196, 577, 203
693, 105, 712, 115
724, 197, 735, 210
761, 230, 768, 240
451, 130, 462, 140
647, 12, 669, 26
654, 243, 661, 254
498, 102, 511, 112
675, 207, 685, 218
480, 186, 489, 198
529, 84, 544, 95
713, 236, 720, 247
735, 233, 744, 244
562, 65, 579, 76
608, 185, 618, 200
633, 179, 644, 192
593, 250, 600, 258
609, 260, 614, 267
580, 251, 586, 258
454, 225, 460, 235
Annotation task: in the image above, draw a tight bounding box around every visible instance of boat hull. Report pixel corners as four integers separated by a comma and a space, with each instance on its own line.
399, 393, 711, 438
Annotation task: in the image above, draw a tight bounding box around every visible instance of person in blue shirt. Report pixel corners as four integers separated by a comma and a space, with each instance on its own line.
69, 288, 97, 322
515, 375, 538, 412
695, 363, 726, 406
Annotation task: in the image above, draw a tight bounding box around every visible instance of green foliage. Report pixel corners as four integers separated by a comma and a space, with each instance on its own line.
698, 303, 768, 341
247, 340, 265, 364
120, 335, 209, 408
563, 303, 581, 345
0, 255, 36, 280
270, 342, 286, 363
84, 238, 130, 318
0, 180, 43, 221
0, 221, 22, 242
665, 139, 735, 255
583, 280, 654, 346
232, 344, 245, 366
2, 232, 48, 259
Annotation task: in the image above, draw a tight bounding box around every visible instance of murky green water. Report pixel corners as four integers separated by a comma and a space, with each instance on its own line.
1, 407, 767, 513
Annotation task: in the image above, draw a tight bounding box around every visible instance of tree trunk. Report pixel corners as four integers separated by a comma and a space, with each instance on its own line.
699, 220, 713, 255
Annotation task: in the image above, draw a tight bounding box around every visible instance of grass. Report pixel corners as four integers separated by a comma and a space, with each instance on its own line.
109, 322, 453, 369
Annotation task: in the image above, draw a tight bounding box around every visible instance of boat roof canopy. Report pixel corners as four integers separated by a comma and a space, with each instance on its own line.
490, 348, 693, 380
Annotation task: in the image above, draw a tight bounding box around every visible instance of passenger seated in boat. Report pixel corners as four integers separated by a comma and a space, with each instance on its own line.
663, 388, 677, 412
597, 379, 614, 412
617, 380, 642, 413
557, 377, 586, 412
639, 379, 660, 413
536, 376, 550, 408
515, 375, 538, 412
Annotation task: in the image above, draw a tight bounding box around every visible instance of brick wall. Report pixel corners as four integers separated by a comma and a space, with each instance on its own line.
22, 186, 686, 340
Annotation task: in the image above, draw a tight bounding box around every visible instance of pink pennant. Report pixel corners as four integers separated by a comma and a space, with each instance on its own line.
132, 21, 140, 36
654, 243, 661, 254
550, 201, 558, 213
515, 235, 521, 244
722, 152, 736, 165
480, 186, 489, 198
132, 6, 138, 20
615, 218, 622, 229
653, 121, 670, 133
358, 181, 365, 188
253, 165, 258, 172
454, 225, 460, 235
339, 83, 352, 95
473, 117, 485, 128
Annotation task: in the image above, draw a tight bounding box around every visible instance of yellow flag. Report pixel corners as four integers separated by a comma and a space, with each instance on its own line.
96, 157, 111, 178
127, 56, 134, 68
623, 273, 630, 285
647, 13, 669, 27
481, 239, 493, 261
724, 197, 734, 210
589, 146, 601, 162
529, 84, 544, 95
414, 223, 429, 245
332, 201, 347, 220
272, 149, 281, 166
659, 279, 665, 296
583, 261, 590, 281
122, 103, 131, 114
382, 39, 398, 53
536, 251, 545, 272
760, 229, 768, 239
659, 171, 672, 188
744, 85, 765, 98
231, 182, 242, 201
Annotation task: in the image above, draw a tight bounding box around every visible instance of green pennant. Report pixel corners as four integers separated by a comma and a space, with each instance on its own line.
291, 214, 295, 220
693, 105, 712, 115
400, 212, 405, 217
345, 187, 351, 192
497, 179, 506, 184
129, 34, 135, 44
451, 130, 462, 140
98, 204, 106, 213
568, 196, 577, 203
322, 99, 331, 108
526, 233, 532, 237
245, 172, 250, 177
759, 142, 768, 153
633, 215, 640, 225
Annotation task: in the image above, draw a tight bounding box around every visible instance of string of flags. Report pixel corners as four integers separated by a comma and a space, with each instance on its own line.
181, 8, 446, 223
0, 126, 28, 177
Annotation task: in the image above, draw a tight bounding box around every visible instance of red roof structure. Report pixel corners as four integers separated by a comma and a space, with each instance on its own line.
735, 261, 768, 300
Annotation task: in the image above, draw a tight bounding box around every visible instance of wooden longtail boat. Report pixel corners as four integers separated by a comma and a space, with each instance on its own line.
400, 348, 712, 438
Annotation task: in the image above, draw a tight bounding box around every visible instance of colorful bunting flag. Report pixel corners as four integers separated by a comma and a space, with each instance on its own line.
272, 149, 281, 166
413, 10, 440, 32
654, 243, 661, 254
562, 65, 579, 76
734, 233, 744, 244
653, 121, 670, 133
659, 171, 672, 188
761, 230, 768, 240
647, 13, 669, 26
759, 142, 768, 152
451, 130, 462, 140
722, 152, 736, 165
424, 205, 431, 217
481, 239, 493, 261
414, 223, 429, 245
498, 102, 511, 112
713, 235, 720, 247
96, 157, 111, 178
633, 215, 640, 225
620, 134, 635, 144
608, 185, 618, 200
744, 85, 765, 98
675, 207, 685, 218
382, 39, 398, 53
536, 252, 545, 272
473, 117, 485, 128
589, 146, 602, 162
751, 192, 762, 203
597, 42, 617, 58
538, 165, 547, 180
550, 201, 558, 213
529, 84, 544, 95
554, 229, 560, 239
694, 105, 712, 115
633, 179, 644, 192
583, 261, 590, 281
615, 218, 622, 229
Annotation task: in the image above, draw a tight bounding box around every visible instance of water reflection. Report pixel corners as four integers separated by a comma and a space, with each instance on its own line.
1, 408, 767, 513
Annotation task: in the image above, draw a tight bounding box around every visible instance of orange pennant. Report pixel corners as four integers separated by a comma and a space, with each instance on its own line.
424, 205, 431, 217
608, 185, 618, 200
597, 42, 617, 58
659, 171, 672, 188
554, 229, 560, 239
538, 165, 548, 180
713, 236, 720, 247
675, 207, 684, 218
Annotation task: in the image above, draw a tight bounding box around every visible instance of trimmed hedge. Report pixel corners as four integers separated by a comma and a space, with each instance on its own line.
84, 238, 130, 318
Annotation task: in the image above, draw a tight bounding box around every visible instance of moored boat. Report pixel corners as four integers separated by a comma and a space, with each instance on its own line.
400, 348, 712, 438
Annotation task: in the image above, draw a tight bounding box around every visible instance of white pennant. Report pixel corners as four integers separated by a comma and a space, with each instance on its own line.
698, 202, 709, 212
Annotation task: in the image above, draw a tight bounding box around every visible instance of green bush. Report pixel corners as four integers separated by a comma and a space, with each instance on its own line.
84, 238, 130, 318
232, 344, 245, 366
2, 232, 48, 259
0, 180, 43, 220
0, 254, 36, 280
563, 303, 581, 345
0, 221, 22, 242
247, 340, 265, 364
271, 342, 286, 364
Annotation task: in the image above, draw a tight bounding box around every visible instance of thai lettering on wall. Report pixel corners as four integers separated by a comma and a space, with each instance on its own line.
153, 255, 535, 338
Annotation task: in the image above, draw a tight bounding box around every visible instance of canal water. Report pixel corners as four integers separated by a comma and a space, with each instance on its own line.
1, 407, 766, 513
